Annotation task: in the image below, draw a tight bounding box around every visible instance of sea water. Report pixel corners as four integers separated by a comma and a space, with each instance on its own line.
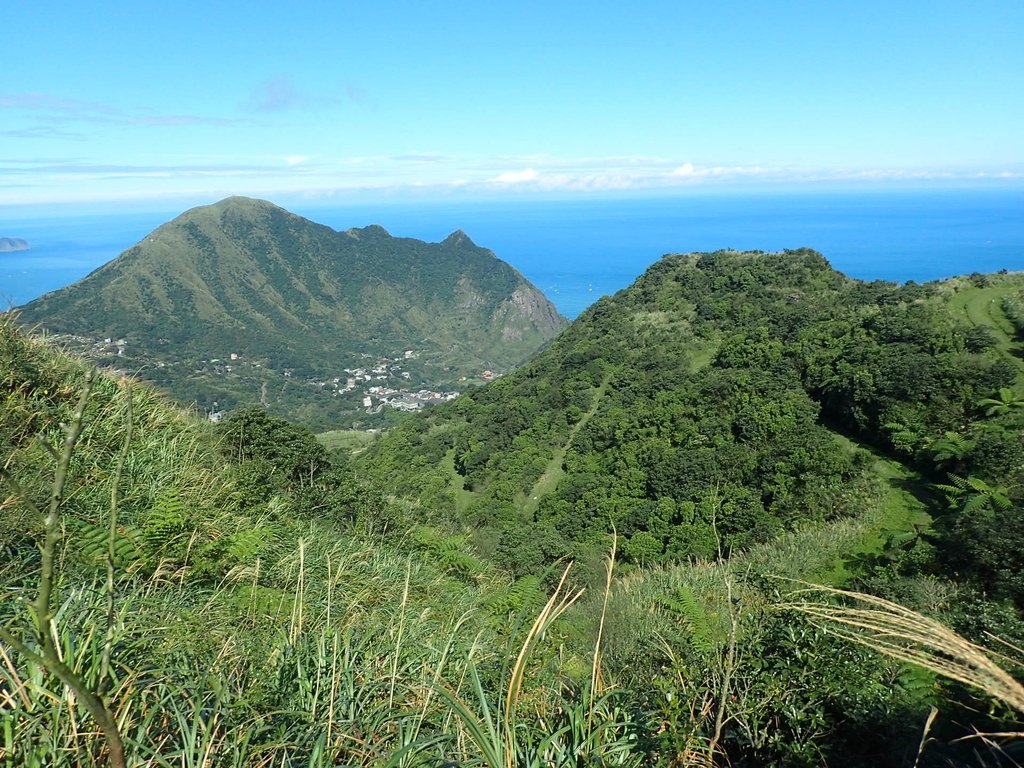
2, 189, 1022, 319
0, 212, 167, 311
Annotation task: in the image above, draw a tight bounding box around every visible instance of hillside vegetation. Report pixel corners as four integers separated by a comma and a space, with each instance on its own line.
3, 250, 1024, 766
1, 316, 613, 767
363, 251, 1023, 574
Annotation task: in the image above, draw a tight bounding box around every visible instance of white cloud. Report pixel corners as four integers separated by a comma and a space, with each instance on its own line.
490, 168, 539, 183
667, 163, 776, 180
5, 150, 1021, 208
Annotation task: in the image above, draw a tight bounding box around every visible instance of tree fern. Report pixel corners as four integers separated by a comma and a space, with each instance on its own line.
978, 386, 1024, 417
928, 431, 975, 469
141, 488, 189, 556
882, 421, 920, 455
936, 474, 1013, 515
222, 517, 287, 566
69, 520, 146, 572
895, 664, 936, 708
410, 525, 485, 580
658, 585, 715, 654
483, 575, 546, 623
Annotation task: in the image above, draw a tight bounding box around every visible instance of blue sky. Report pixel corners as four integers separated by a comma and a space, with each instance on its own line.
3, 0, 1023, 209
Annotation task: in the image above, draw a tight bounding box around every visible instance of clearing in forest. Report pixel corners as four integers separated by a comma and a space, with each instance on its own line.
947, 279, 1024, 374
521, 375, 611, 518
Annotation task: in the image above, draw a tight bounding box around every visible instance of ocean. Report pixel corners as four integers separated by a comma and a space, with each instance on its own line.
2, 188, 1022, 318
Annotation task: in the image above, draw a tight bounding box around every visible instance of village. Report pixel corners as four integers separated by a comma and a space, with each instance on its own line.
44, 333, 491, 419
312, 350, 466, 414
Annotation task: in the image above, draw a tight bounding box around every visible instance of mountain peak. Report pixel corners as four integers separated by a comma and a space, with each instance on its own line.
443, 230, 475, 247
168, 197, 290, 228
345, 224, 392, 239
210, 196, 279, 211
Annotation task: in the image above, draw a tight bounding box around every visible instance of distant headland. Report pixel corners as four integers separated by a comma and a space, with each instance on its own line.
0, 237, 29, 252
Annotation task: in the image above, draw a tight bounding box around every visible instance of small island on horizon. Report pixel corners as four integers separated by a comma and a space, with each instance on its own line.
0, 237, 30, 252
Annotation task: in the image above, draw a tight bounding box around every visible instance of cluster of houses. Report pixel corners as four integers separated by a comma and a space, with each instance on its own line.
363, 386, 460, 412
338, 352, 462, 412
282, 351, 461, 413
53, 334, 129, 358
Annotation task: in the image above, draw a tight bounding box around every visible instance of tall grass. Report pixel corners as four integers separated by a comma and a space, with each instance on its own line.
434, 561, 642, 768
1, 541, 644, 766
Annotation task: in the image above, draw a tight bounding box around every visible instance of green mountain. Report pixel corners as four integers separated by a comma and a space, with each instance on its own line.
16, 197, 566, 425
363, 249, 1024, 577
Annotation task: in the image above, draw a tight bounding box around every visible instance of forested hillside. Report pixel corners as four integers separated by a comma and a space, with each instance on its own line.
3, 250, 1024, 766
362, 251, 1023, 577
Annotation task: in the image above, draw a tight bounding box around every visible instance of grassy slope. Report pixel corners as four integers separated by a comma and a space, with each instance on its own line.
316, 429, 378, 454
521, 374, 611, 517
441, 446, 477, 514
945, 275, 1024, 372
819, 435, 934, 584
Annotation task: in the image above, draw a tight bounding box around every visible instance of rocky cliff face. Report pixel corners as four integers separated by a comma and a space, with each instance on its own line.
497, 286, 567, 341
